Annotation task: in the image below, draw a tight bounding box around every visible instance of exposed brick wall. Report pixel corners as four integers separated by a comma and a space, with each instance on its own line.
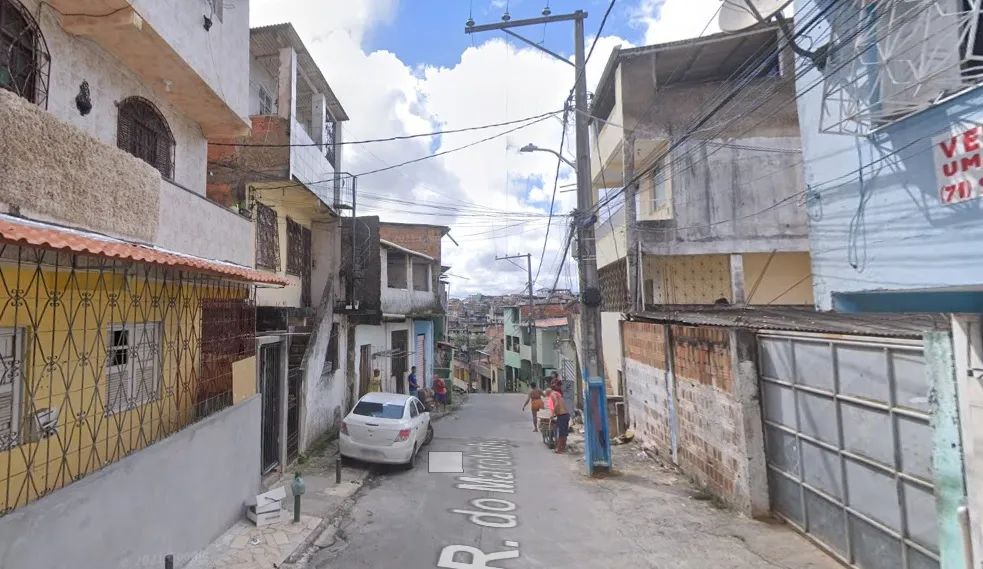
379, 224, 444, 262
520, 304, 568, 319
623, 320, 762, 514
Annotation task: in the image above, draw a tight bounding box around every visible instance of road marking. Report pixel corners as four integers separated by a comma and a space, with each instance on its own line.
429, 451, 465, 473
437, 543, 521, 568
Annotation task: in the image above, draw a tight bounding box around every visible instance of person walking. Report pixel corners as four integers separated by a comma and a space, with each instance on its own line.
549, 377, 570, 454
433, 374, 447, 411
408, 366, 420, 399
521, 381, 544, 432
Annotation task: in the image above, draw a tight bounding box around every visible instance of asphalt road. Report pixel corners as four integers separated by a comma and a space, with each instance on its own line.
312, 394, 838, 569
310, 394, 660, 569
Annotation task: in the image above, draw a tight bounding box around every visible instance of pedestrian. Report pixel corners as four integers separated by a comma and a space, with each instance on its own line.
433, 374, 447, 411
408, 366, 420, 398
549, 377, 570, 454
369, 368, 382, 393
521, 381, 544, 432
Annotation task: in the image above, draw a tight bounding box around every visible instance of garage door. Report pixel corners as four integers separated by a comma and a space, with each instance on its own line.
758, 332, 937, 569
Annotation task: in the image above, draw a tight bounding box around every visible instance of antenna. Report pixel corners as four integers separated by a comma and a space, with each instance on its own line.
717, 0, 828, 71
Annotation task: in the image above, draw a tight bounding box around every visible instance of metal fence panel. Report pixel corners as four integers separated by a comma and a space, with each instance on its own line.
758, 332, 936, 569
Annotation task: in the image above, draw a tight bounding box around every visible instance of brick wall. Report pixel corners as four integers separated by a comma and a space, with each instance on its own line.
622, 320, 765, 516
379, 224, 444, 262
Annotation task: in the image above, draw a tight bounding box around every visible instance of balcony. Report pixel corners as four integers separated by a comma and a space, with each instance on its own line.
47, 0, 248, 137
290, 118, 337, 207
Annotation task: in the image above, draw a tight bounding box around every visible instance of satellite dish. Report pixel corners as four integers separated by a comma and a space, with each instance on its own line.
719, 0, 794, 32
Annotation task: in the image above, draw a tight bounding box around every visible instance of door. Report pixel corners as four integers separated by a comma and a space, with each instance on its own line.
259, 342, 283, 475
391, 330, 408, 394
758, 332, 937, 569
416, 333, 426, 384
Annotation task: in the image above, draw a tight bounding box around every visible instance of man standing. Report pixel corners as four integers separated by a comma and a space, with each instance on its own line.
550, 377, 570, 454
433, 374, 447, 411
408, 366, 420, 398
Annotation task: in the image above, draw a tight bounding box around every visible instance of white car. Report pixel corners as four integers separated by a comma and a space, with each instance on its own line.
339, 392, 434, 468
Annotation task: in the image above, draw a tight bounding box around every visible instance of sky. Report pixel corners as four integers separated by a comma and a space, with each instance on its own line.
249, 0, 726, 297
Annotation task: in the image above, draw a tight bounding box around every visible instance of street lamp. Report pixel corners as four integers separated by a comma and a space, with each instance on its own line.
519, 143, 577, 172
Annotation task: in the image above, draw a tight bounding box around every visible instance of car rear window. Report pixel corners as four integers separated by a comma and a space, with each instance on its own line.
352, 401, 404, 419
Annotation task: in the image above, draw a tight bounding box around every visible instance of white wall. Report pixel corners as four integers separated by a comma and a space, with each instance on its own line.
354, 322, 412, 394
302, 315, 348, 452
379, 248, 440, 314
601, 312, 624, 395
247, 56, 277, 116
25, 0, 209, 194
133, 0, 250, 121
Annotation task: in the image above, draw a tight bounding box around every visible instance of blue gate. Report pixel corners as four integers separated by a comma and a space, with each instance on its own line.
582, 377, 611, 474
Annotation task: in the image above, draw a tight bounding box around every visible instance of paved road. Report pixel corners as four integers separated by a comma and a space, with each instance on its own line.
312, 394, 838, 569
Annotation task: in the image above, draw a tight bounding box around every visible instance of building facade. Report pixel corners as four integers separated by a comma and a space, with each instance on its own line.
0, 1, 290, 566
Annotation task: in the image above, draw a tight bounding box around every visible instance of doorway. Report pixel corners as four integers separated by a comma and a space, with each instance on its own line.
391, 330, 408, 394
259, 341, 283, 475
359, 344, 372, 397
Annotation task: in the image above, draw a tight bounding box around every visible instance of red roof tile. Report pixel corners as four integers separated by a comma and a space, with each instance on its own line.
0, 216, 288, 286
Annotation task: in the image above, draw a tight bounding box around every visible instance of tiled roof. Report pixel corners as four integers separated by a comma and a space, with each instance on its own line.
0, 215, 289, 286
534, 318, 568, 328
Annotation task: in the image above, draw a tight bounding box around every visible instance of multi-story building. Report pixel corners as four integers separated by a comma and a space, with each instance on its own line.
588, 24, 811, 395
0, 0, 288, 566
206, 22, 353, 475
343, 220, 449, 395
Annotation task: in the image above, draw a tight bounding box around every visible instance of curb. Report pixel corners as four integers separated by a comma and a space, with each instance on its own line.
282, 471, 369, 568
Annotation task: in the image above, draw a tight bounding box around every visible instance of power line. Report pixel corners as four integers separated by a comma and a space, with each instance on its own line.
207, 109, 563, 148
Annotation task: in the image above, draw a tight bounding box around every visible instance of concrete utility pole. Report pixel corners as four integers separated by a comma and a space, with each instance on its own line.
495, 253, 539, 382
468, 8, 610, 474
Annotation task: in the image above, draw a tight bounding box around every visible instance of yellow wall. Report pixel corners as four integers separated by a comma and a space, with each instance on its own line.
743, 252, 814, 305
251, 184, 316, 308
0, 266, 237, 513
642, 254, 732, 304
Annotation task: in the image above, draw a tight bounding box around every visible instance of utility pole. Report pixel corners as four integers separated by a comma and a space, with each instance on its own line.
468, 8, 610, 474
496, 253, 539, 382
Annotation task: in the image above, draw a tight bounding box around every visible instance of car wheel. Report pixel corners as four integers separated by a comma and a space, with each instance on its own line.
404, 444, 417, 470
423, 423, 434, 445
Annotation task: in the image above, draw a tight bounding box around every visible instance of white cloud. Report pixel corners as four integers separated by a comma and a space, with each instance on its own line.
249, 1, 714, 295
632, 0, 722, 44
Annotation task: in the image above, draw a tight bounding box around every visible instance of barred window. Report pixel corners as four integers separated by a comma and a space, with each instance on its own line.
599, 258, 629, 312
0, 0, 50, 106
117, 97, 175, 179
255, 201, 280, 271
286, 217, 305, 276
105, 322, 162, 414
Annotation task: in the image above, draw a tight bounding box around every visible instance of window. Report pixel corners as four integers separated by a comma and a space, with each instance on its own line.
0, 328, 22, 449
387, 250, 408, 289
255, 201, 280, 271
352, 401, 404, 419
0, 0, 49, 106
506, 336, 512, 351
258, 85, 274, 115
117, 97, 175, 179
325, 119, 336, 166
415, 400, 426, 415
285, 217, 305, 276
409, 401, 419, 418
106, 322, 161, 414
650, 166, 668, 211
412, 261, 431, 292
513, 336, 521, 352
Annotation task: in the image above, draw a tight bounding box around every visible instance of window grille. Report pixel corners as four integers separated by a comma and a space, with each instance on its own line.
255, 201, 280, 271
0, 0, 50, 107
325, 119, 336, 166
117, 97, 175, 178
598, 258, 629, 312
258, 85, 273, 115
286, 217, 304, 276
820, 0, 983, 134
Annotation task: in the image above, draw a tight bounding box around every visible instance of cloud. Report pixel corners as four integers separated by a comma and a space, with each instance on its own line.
632, 0, 722, 44
249, 1, 712, 295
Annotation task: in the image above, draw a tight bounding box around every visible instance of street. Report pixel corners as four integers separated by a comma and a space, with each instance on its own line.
311, 394, 838, 569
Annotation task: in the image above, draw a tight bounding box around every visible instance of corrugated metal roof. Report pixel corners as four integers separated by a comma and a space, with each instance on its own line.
0, 214, 288, 286
631, 306, 948, 339
249, 24, 349, 121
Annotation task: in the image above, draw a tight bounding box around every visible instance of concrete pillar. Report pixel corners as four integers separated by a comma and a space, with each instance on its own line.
729, 328, 768, 518
924, 330, 970, 569
311, 93, 327, 148
729, 254, 745, 306
623, 134, 639, 312
277, 47, 297, 122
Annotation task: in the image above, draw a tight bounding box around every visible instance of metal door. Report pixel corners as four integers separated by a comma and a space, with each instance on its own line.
758, 332, 937, 569
259, 342, 282, 475
392, 330, 408, 394
416, 333, 426, 383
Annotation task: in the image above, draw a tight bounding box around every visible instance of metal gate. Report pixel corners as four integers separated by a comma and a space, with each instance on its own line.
416, 333, 426, 382
259, 342, 282, 475
758, 331, 937, 569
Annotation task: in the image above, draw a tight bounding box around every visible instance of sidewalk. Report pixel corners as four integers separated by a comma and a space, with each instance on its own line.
562, 426, 839, 569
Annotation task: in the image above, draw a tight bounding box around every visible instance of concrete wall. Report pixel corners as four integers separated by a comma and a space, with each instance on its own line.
596, 203, 627, 268
742, 252, 814, 305
380, 248, 441, 315
601, 312, 624, 395
157, 180, 253, 265
290, 117, 336, 207
354, 321, 412, 394
622, 320, 767, 516
792, 0, 983, 310
311, 220, 341, 309
133, 0, 251, 121
0, 396, 261, 569
302, 315, 348, 452
253, 188, 315, 307
248, 56, 278, 117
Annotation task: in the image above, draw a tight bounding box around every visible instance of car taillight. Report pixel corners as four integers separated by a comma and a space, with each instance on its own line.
395, 429, 411, 442
341, 421, 349, 436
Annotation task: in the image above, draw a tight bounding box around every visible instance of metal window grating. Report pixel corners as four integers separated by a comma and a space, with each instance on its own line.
255, 201, 280, 271
0, 0, 50, 108
117, 97, 175, 179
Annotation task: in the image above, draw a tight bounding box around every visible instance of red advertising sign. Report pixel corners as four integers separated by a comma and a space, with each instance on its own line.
934, 125, 983, 205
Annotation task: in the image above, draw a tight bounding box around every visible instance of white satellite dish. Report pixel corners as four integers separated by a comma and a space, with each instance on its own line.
719, 0, 795, 33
